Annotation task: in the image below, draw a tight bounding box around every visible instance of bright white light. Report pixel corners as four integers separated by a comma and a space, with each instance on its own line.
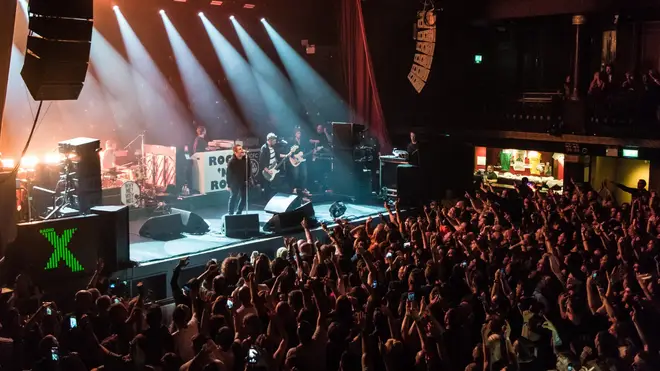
113, 5, 119, 11
44, 153, 62, 164
260, 18, 265, 22
229, 15, 235, 20
198, 12, 204, 17
159, 9, 165, 15
0, 158, 15, 168
20, 156, 39, 169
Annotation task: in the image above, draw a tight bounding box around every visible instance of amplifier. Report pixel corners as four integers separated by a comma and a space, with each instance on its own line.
379, 156, 408, 191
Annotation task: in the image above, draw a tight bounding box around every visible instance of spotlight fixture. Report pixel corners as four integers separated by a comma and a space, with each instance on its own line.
243, 3, 255, 8
260, 18, 265, 22
210, 0, 223, 5
229, 15, 235, 20
198, 11, 204, 16
112, 5, 119, 11
159, 9, 165, 15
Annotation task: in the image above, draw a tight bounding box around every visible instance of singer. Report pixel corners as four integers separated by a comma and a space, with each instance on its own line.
226, 144, 250, 215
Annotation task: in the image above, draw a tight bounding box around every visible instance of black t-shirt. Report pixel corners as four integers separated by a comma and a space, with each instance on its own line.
192, 136, 208, 154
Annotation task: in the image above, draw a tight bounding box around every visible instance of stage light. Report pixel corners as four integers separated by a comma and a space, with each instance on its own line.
0, 158, 15, 168
229, 15, 235, 20
159, 9, 165, 15
243, 3, 255, 9
112, 5, 119, 11
210, 0, 223, 5
44, 153, 62, 164
20, 156, 39, 169
260, 18, 265, 22
198, 11, 204, 17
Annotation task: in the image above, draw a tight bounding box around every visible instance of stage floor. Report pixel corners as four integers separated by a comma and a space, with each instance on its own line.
129, 201, 385, 264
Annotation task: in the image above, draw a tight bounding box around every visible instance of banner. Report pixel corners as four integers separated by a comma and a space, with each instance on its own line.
191, 150, 233, 194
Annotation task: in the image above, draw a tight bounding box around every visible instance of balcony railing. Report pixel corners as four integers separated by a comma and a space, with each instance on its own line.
476, 90, 660, 139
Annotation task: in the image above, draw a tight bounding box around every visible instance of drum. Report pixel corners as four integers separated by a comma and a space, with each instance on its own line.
120, 181, 141, 207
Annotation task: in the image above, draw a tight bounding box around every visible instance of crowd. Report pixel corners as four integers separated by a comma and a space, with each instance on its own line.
586, 65, 660, 123
1, 176, 660, 371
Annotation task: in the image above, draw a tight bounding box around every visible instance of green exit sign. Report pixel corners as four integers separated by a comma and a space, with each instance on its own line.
474, 54, 483, 64
622, 149, 639, 158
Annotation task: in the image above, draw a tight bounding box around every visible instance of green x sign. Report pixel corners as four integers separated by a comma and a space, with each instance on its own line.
40, 228, 84, 272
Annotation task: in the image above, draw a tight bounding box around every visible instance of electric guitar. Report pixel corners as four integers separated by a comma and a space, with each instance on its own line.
289, 146, 323, 167
262, 145, 298, 182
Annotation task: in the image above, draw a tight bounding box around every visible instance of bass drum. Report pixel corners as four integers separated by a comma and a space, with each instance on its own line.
120, 181, 141, 207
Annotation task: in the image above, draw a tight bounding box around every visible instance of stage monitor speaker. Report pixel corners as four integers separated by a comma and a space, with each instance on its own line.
264, 193, 302, 214
397, 165, 422, 207
265, 202, 315, 233
223, 214, 260, 238
21, 0, 93, 100
90, 205, 129, 273
170, 208, 210, 234
139, 214, 184, 240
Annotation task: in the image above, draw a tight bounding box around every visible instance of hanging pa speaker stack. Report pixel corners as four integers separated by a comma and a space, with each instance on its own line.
21, 0, 93, 100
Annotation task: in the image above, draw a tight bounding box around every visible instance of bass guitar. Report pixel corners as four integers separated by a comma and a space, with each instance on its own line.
289, 146, 323, 167
262, 145, 298, 182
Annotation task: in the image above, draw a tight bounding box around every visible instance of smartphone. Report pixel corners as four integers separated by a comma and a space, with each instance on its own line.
386, 252, 393, 259
46, 307, 52, 315
500, 268, 505, 274
247, 346, 259, 364
69, 316, 78, 329
567, 364, 574, 371
227, 299, 234, 309
372, 281, 378, 289
182, 284, 191, 293
592, 272, 598, 279
114, 298, 121, 304
109, 283, 116, 289
51, 347, 59, 361
403, 242, 411, 249
461, 261, 468, 268
407, 292, 415, 302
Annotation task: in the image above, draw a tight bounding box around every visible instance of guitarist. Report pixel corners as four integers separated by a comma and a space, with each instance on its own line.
288, 127, 311, 196
259, 133, 283, 198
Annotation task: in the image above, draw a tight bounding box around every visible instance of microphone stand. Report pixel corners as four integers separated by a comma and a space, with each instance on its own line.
244, 150, 249, 214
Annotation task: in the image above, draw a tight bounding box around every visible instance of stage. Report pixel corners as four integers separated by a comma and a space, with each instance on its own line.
128, 200, 385, 264
110, 196, 387, 301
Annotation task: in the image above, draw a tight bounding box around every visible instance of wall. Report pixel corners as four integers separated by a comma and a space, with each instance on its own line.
590, 156, 650, 204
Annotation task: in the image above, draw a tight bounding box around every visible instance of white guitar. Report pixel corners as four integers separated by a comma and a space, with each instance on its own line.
289, 146, 323, 167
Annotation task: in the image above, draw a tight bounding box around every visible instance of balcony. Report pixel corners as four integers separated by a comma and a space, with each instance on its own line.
475, 90, 660, 140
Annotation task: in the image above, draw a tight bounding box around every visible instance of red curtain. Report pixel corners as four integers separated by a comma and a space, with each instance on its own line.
340, 0, 391, 152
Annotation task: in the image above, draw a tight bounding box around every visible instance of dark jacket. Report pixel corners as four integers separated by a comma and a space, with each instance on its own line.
227, 156, 248, 187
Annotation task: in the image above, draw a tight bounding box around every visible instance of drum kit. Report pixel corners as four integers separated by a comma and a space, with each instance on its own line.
102, 132, 155, 208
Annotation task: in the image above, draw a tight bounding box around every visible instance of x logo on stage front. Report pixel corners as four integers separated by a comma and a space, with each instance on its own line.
40, 228, 84, 272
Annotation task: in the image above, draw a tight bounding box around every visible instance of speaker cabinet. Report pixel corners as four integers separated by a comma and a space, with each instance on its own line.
21, 0, 93, 100
397, 165, 422, 207
90, 205, 129, 273
223, 214, 260, 238
0, 171, 18, 255
264, 193, 302, 214
264, 202, 315, 233
170, 208, 210, 234
139, 214, 184, 240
